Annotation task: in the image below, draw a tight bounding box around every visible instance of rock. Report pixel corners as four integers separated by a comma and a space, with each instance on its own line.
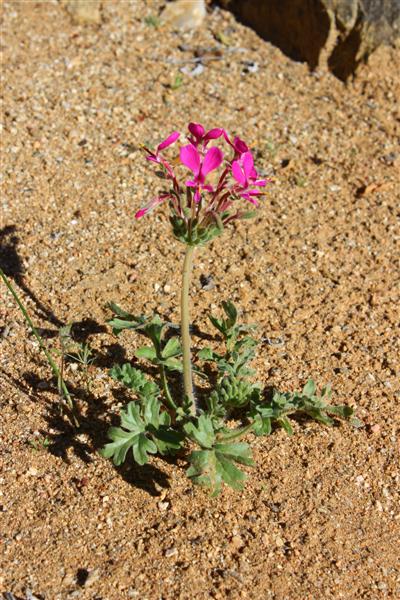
161, 0, 206, 31
220, 0, 400, 79
61, 0, 102, 25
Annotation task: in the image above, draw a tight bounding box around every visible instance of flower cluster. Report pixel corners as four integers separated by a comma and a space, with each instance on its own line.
136, 123, 270, 244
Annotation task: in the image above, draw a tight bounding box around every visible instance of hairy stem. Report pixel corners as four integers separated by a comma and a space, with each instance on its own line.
0, 268, 79, 427
181, 245, 196, 415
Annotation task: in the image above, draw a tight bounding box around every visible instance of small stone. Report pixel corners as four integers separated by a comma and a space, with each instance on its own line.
158, 501, 170, 512
62, 0, 102, 25
230, 535, 244, 551
27, 467, 38, 476
165, 547, 177, 557
83, 568, 100, 587
377, 581, 387, 590
154, 283, 161, 292
200, 274, 215, 290
161, 0, 206, 31
163, 284, 171, 293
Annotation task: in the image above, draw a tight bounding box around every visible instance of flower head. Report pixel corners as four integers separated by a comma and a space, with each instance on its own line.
180, 144, 223, 202
136, 123, 271, 237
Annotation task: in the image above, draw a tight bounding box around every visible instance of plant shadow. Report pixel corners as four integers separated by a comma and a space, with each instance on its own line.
0, 225, 63, 327
16, 363, 172, 496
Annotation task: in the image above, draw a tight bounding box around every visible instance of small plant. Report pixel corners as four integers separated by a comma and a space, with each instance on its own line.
144, 14, 160, 29
170, 74, 184, 90
28, 435, 50, 451
97, 123, 359, 495
58, 324, 96, 393
0, 268, 79, 427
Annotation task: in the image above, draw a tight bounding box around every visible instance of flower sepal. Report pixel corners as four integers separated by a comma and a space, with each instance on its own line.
170, 215, 225, 246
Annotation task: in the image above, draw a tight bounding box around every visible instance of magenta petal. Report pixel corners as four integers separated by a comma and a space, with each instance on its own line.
232, 160, 246, 186
202, 147, 223, 176
254, 179, 267, 187
157, 131, 180, 151
204, 128, 224, 141
233, 137, 249, 155
180, 144, 201, 175
188, 122, 205, 141
242, 152, 254, 178
135, 208, 148, 219
246, 189, 263, 195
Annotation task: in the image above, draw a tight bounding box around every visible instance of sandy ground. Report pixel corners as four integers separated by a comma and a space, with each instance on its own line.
1, 1, 399, 599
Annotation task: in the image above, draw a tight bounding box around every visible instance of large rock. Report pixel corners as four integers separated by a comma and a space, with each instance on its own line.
220, 0, 400, 79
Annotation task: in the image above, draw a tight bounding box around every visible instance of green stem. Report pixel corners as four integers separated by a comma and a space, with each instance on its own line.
217, 421, 255, 442
159, 364, 178, 412
181, 245, 196, 415
0, 268, 79, 427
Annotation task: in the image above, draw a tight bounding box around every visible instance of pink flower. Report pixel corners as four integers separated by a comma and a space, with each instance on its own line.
188, 122, 224, 148
231, 151, 267, 205
180, 144, 224, 202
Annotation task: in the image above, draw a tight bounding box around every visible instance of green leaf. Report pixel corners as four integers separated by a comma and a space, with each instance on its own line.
101, 398, 183, 466
162, 337, 182, 359
302, 379, 316, 397
197, 347, 217, 361
107, 302, 135, 319
162, 357, 183, 372
222, 300, 238, 328
106, 303, 147, 335
325, 404, 353, 418
209, 315, 226, 335
186, 441, 254, 496
253, 414, 272, 436
100, 407, 157, 467
109, 363, 160, 398
135, 346, 157, 360
184, 414, 215, 448
278, 416, 294, 436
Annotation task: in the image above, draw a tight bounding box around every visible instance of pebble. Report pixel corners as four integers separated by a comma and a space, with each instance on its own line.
230, 535, 244, 551
161, 0, 206, 31
275, 536, 285, 547
83, 568, 101, 587
165, 547, 178, 557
